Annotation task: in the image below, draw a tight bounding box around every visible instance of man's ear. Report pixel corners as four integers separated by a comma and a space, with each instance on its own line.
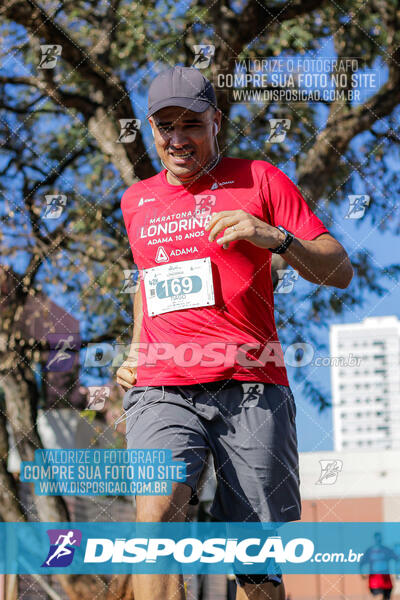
149, 118, 155, 138
214, 108, 222, 136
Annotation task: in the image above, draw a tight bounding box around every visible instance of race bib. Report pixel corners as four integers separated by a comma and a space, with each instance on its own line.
143, 257, 215, 316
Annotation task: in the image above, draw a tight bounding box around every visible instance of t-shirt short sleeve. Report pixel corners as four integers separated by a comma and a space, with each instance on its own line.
120, 188, 138, 260
260, 165, 329, 240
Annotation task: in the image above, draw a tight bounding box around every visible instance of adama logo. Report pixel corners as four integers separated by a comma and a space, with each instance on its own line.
138, 197, 156, 206
210, 181, 234, 190
155, 246, 169, 263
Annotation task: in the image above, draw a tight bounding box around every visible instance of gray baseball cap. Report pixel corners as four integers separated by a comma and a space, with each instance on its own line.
146, 66, 217, 119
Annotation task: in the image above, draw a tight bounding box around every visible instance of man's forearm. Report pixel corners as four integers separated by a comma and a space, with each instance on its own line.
283, 234, 353, 289
127, 286, 143, 357
206, 211, 353, 289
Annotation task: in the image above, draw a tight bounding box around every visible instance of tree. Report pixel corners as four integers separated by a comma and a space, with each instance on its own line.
1, 0, 399, 597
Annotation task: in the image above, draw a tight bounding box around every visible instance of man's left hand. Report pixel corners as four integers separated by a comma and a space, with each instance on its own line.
205, 209, 283, 250
205, 209, 353, 289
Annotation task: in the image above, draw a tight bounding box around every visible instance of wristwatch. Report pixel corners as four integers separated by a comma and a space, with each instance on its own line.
268, 226, 295, 254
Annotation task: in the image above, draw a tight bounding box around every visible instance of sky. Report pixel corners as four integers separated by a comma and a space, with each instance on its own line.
293, 217, 399, 452
287, 37, 399, 450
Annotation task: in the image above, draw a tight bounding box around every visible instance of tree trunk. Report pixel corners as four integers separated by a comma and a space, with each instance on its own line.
0, 401, 25, 521
1, 370, 113, 599
3, 371, 70, 522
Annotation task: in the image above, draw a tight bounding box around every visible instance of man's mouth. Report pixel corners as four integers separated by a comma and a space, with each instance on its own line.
169, 151, 194, 163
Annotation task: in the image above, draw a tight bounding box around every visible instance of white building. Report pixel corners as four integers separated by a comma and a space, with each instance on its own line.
330, 316, 400, 451
299, 449, 400, 511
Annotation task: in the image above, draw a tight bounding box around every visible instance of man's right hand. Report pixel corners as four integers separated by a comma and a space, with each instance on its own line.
116, 357, 137, 391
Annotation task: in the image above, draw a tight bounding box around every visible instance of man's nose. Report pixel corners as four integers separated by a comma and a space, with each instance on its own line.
169, 127, 189, 146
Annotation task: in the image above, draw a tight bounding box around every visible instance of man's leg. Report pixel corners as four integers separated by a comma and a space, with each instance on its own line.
195, 382, 299, 600
236, 580, 285, 600
132, 481, 192, 600
121, 385, 209, 599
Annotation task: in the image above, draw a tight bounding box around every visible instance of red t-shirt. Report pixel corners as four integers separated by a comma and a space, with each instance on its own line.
121, 156, 328, 386
369, 574, 392, 590
362, 545, 397, 589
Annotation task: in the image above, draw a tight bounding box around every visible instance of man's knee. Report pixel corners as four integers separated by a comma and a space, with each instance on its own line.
235, 574, 285, 600
136, 498, 184, 522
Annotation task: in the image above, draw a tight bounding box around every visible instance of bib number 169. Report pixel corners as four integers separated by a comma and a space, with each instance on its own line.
157, 276, 201, 298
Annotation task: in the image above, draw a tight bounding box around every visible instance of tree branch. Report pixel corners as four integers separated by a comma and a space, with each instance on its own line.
234, 0, 328, 49
297, 5, 400, 208
1, 0, 156, 183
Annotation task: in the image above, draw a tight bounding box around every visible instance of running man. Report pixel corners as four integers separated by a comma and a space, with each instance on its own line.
45, 531, 77, 566
38, 45, 59, 68
46, 334, 75, 370
116, 66, 353, 600
361, 533, 399, 600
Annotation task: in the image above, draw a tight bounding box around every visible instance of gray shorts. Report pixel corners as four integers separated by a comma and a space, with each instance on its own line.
122, 380, 301, 523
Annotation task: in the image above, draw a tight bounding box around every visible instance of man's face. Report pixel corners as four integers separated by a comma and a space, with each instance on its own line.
149, 106, 221, 183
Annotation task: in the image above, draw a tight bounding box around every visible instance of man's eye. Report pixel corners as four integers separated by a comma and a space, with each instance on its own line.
158, 124, 200, 133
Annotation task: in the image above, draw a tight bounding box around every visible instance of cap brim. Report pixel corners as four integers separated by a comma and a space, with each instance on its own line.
146, 97, 212, 119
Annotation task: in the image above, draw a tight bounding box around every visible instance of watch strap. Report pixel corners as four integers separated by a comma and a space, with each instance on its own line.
268, 226, 294, 254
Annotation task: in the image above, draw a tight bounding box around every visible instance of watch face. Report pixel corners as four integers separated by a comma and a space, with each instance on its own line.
269, 226, 293, 253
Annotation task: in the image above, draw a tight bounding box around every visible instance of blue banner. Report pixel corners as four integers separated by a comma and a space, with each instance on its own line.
1, 522, 400, 575
20, 449, 186, 496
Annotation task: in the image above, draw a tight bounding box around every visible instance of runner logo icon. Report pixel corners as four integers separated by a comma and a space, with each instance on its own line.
117, 119, 141, 143
344, 195, 370, 219
192, 45, 215, 69
267, 119, 291, 143
194, 194, 216, 215
42, 529, 82, 567
316, 459, 343, 485
241, 383, 264, 407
